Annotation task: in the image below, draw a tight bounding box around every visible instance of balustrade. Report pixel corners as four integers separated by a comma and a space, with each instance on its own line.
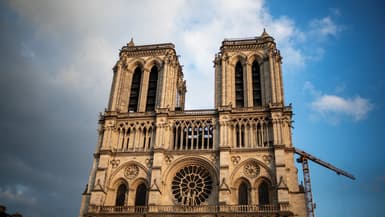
88, 204, 283, 214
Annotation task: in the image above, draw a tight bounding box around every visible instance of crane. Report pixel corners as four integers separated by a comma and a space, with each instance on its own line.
293, 147, 355, 217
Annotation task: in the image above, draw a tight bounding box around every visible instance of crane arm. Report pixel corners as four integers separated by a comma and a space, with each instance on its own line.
294, 147, 355, 180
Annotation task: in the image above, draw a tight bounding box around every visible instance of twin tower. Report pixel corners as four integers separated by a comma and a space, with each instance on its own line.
79, 31, 306, 217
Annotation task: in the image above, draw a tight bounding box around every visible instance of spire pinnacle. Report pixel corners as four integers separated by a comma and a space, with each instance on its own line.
127, 38, 135, 47
261, 28, 270, 37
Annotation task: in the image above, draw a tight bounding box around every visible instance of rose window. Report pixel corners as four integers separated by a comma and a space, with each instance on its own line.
124, 165, 139, 179
243, 162, 260, 178
171, 165, 213, 205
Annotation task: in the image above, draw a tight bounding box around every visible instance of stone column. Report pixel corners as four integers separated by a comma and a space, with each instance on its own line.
268, 52, 277, 104
214, 55, 221, 108
221, 56, 227, 106
245, 62, 253, 107
108, 60, 122, 111
121, 71, 133, 112
160, 58, 170, 108
138, 68, 150, 112
262, 60, 271, 104
274, 55, 283, 104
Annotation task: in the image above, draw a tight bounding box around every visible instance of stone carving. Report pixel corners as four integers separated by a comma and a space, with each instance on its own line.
124, 165, 139, 179
150, 178, 161, 194
219, 178, 230, 192
243, 162, 260, 178
231, 156, 241, 165
165, 155, 173, 164
110, 159, 120, 168
145, 158, 153, 168
277, 176, 288, 189
263, 155, 273, 164
210, 154, 217, 164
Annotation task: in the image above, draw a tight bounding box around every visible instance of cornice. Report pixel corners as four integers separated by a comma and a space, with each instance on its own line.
220, 36, 276, 52
119, 43, 176, 57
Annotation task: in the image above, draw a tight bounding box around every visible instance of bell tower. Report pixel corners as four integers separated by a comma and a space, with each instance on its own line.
213, 30, 305, 216
108, 39, 186, 113
215, 30, 284, 108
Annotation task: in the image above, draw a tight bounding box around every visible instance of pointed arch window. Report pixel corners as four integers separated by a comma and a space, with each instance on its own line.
135, 183, 147, 206
252, 60, 262, 106
238, 181, 250, 205
115, 183, 127, 206
235, 61, 244, 107
145, 66, 158, 112
128, 67, 142, 112
258, 180, 270, 205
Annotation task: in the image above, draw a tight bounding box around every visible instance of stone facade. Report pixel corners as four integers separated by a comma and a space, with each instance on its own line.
79, 31, 306, 217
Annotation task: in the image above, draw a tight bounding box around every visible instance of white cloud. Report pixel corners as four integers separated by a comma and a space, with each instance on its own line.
304, 82, 373, 122
312, 95, 372, 121
7, 0, 344, 109
303, 81, 321, 97
0, 184, 37, 206
309, 16, 343, 38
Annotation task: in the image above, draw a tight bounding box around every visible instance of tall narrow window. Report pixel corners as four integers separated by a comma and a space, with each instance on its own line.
115, 183, 127, 206
252, 61, 262, 106
238, 181, 249, 205
146, 66, 158, 111
258, 181, 270, 205
128, 67, 142, 112
236, 125, 245, 148
135, 183, 147, 206
235, 61, 244, 107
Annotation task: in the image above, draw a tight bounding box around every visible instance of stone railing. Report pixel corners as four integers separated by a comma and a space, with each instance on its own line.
174, 109, 217, 116
88, 204, 289, 214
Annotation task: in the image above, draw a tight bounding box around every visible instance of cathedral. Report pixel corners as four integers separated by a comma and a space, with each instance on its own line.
79, 30, 307, 217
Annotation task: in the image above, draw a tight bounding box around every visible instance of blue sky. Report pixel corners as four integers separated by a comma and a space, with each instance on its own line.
0, 0, 384, 216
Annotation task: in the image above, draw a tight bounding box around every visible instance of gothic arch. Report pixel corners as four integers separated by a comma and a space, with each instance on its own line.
229, 158, 273, 186
132, 178, 149, 206
144, 57, 163, 71
254, 177, 274, 205
111, 178, 129, 191
106, 161, 149, 190
110, 178, 129, 206
234, 177, 252, 205
131, 177, 149, 190
128, 66, 143, 112
246, 52, 264, 65
251, 60, 262, 106
145, 65, 159, 112
234, 61, 245, 107
229, 53, 247, 66
164, 156, 218, 182
126, 58, 145, 71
